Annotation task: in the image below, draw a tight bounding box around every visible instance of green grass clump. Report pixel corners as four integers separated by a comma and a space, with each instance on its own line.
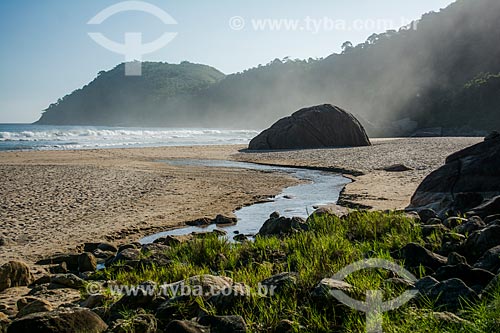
96, 211, 500, 332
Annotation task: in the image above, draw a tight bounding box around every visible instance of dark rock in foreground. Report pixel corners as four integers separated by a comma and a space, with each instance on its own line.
409, 134, 500, 216
248, 104, 371, 150
426, 278, 478, 311
433, 264, 495, 288
468, 196, 500, 219
393, 243, 447, 272
461, 224, 500, 261
473, 245, 500, 273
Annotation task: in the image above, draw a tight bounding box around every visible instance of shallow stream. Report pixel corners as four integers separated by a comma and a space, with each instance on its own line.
140, 159, 350, 243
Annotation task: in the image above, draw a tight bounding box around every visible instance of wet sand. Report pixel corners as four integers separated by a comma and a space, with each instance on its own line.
0, 137, 481, 264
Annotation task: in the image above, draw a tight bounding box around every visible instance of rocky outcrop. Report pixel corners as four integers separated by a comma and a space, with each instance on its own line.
307, 204, 349, 220
248, 104, 371, 150
473, 246, 500, 273
468, 196, 500, 219
160, 275, 234, 299
409, 135, 500, 216
432, 264, 495, 288
207, 283, 250, 312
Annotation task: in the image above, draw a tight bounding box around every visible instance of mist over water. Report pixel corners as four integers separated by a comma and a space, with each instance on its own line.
170, 0, 500, 135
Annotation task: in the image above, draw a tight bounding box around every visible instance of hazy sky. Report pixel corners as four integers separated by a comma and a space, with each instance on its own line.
0, 0, 454, 123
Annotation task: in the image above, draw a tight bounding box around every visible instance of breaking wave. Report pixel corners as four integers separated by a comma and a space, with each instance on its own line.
0, 125, 259, 151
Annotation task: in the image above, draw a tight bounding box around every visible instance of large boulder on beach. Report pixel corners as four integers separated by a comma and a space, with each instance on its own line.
248, 104, 371, 150
408, 134, 500, 216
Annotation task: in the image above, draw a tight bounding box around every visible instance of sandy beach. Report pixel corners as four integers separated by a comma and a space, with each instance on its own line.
0, 146, 299, 265
0, 137, 481, 264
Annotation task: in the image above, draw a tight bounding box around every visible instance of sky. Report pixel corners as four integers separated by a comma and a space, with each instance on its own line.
0, 0, 455, 123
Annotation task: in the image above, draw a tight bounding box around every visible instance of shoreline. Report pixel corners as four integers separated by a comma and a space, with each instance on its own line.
0, 137, 482, 264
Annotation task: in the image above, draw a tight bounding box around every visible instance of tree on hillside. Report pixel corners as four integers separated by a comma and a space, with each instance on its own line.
341, 41, 354, 54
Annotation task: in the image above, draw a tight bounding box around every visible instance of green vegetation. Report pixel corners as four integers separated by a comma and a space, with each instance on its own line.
37, 0, 500, 135
425, 72, 500, 130
92, 211, 500, 332
37, 61, 225, 127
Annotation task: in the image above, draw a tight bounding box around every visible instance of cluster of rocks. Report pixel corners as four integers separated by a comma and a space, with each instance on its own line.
0, 208, 365, 333
3, 202, 500, 332
255, 206, 500, 316
0, 238, 253, 333
0, 258, 98, 332
391, 206, 500, 312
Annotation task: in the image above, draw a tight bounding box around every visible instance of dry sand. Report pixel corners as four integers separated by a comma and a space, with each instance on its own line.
0, 146, 299, 264
0, 137, 482, 264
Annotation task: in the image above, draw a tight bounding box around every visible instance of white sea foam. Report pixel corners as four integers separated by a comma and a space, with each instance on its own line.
0, 125, 259, 151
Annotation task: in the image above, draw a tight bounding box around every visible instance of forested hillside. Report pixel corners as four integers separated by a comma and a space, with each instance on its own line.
37, 62, 225, 126
38, 0, 500, 136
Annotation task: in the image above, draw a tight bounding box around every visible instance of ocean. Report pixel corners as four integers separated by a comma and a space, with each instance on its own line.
0, 124, 259, 151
